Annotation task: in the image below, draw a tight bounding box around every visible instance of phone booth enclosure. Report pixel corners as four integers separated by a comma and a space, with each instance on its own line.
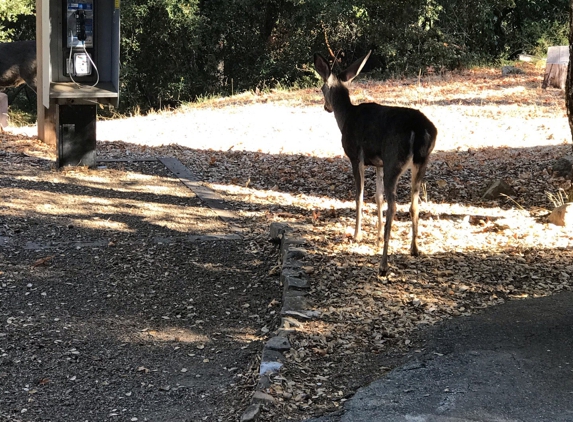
57, 105, 97, 167
36, 0, 120, 167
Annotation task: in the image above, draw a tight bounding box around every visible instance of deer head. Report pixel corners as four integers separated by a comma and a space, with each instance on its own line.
313, 51, 372, 113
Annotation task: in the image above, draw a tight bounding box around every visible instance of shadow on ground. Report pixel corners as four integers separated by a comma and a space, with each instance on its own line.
1, 131, 572, 421
0, 158, 281, 422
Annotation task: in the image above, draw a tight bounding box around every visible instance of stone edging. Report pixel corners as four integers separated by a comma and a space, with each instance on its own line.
240, 223, 319, 421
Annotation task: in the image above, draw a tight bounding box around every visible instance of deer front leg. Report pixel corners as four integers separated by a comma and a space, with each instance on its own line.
375, 166, 384, 247
380, 190, 396, 276
410, 164, 427, 256
380, 171, 400, 276
351, 157, 365, 242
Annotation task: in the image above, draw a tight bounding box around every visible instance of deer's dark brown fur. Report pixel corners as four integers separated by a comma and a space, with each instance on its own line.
0, 41, 37, 91
314, 51, 437, 275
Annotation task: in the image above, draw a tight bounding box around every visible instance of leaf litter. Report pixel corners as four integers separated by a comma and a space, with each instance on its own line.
3, 63, 573, 421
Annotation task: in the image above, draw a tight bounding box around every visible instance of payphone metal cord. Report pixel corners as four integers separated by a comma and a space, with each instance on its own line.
82, 43, 100, 88
67, 42, 82, 88
67, 38, 100, 89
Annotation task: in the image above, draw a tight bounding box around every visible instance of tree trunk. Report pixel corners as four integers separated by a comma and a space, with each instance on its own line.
568, 0, 573, 140
567, 0, 573, 198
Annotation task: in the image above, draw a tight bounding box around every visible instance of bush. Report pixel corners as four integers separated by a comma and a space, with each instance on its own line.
0, 0, 35, 42
119, 0, 203, 112
0, 0, 568, 114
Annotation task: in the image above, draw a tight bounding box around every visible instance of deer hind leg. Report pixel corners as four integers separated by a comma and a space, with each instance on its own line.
375, 166, 384, 246
351, 154, 365, 242
410, 162, 428, 256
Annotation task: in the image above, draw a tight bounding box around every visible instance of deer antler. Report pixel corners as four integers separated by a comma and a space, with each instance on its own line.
321, 21, 336, 60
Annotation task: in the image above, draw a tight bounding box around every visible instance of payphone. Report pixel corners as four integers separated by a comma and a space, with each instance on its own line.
63, 1, 98, 82
36, 0, 120, 168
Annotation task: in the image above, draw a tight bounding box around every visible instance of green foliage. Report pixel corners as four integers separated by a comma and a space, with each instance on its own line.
0, 0, 35, 41
0, 0, 34, 19
5, 87, 36, 126
517, 15, 569, 57
0, 0, 568, 113
119, 0, 203, 112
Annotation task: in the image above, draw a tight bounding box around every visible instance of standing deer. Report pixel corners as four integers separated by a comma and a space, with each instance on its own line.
314, 51, 437, 275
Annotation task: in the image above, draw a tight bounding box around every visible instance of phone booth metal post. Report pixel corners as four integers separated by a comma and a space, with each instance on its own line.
36, 0, 120, 167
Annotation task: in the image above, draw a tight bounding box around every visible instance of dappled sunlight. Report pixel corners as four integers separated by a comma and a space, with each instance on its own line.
17, 170, 186, 196
221, 331, 263, 345
123, 327, 211, 344
288, 242, 573, 402
2, 62, 573, 421
0, 168, 226, 234
117, 326, 261, 346
209, 179, 573, 258
1, 187, 204, 232
211, 182, 354, 211
70, 215, 132, 231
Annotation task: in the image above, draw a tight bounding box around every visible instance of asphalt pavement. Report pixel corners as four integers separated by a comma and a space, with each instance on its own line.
306, 291, 573, 422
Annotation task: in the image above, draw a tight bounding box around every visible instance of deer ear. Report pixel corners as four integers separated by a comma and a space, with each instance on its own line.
340, 51, 372, 82
314, 53, 331, 81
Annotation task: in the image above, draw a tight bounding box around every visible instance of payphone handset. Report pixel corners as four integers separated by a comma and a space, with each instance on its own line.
66, 1, 94, 48
65, 0, 96, 79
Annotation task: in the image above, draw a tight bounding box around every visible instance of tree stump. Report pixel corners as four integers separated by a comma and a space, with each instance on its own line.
542, 46, 569, 90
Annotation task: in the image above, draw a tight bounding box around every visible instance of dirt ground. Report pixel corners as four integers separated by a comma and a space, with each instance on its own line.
2, 62, 573, 421
0, 148, 282, 421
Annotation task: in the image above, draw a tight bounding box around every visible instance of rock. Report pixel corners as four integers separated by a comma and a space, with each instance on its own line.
284, 289, 307, 297
256, 374, 271, 390
280, 267, 305, 284
548, 203, 573, 227
240, 403, 260, 422
270, 222, 292, 242
552, 157, 573, 178
282, 259, 304, 270
284, 275, 310, 291
482, 180, 516, 200
502, 66, 524, 76
252, 391, 276, 405
265, 336, 291, 352
281, 295, 311, 317
282, 237, 307, 247
283, 247, 307, 261
519, 54, 536, 62
259, 348, 285, 375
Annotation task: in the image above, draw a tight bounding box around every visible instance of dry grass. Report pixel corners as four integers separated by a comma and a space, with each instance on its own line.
183, 62, 564, 119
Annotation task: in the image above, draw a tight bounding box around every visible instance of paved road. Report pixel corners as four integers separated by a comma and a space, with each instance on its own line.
307, 291, 573, 422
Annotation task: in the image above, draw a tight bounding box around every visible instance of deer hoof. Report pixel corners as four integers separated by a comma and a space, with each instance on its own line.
354, 233, 363, 243
410, 246, 420, 256
379, 259, 389, 277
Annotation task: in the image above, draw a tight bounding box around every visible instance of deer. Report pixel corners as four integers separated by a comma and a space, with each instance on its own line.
0, 40, 37, 94
314, 51, 437, 275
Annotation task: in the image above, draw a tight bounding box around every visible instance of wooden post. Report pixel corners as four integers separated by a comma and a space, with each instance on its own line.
0, 93, 7, 129
542, 46, 569, 90
36, 0, 56, 146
